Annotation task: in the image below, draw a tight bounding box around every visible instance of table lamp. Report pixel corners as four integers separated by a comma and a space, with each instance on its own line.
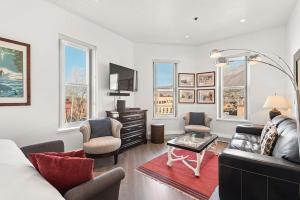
263, 95, 289, 119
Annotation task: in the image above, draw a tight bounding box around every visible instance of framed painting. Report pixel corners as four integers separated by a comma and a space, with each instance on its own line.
0, 37, 30, 106
197, 71, 215, 87
294, 49, 300, 89
178, 73, 195, 87
178, 89, 195, 104
197, 89, 215, 104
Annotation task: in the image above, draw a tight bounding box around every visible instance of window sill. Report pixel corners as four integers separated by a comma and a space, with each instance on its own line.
57, 126, 80, 133
216, 118, 250, 123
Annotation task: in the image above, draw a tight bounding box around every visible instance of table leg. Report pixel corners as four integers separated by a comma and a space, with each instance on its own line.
167, 146, 173, 167
213, 140, 218, 155
195, 150, 205, 176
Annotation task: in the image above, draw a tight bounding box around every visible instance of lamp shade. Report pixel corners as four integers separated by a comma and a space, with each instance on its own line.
210, 49, 222, 58
215, 57, 228, 67
263, 96, 289, 109
248, 54, 262, 65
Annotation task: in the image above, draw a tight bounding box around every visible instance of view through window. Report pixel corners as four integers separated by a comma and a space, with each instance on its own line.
60, 38, 94, 128
153, 62, 177, 118
219, 57, 248, 120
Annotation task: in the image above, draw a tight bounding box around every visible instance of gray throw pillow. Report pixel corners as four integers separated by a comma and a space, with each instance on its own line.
89, 118, 112, 139
189, 112, 205, 126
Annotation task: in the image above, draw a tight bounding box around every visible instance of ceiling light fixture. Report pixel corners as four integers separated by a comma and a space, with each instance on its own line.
240, 19, 246, 23
185, 35, 190, 39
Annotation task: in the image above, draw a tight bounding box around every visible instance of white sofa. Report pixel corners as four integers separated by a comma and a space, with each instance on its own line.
0, 139, 64, 200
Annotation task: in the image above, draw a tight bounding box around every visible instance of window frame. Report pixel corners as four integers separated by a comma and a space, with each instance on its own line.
217, 56, 250, 122
59, 35, 97, 130
153, 60, 178, 119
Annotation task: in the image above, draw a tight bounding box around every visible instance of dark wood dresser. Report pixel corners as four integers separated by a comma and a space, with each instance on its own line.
106, 109, 148, 152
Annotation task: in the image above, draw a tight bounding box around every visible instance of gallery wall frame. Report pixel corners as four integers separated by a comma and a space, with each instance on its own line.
197, 89, 215, 104
196, 71, 215, 87
178, 89, 195, 104
178, 73, 195, 88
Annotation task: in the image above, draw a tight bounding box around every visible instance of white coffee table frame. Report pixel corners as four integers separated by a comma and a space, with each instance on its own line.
166, 140, 218, 177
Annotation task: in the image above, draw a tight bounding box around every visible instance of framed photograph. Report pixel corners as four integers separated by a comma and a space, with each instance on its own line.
197, 71, 215, 87
0, 37, 30, 106
294, 49, 300, 89
178, 89, 195, 103
197, 89, 215, 104
178, 73, 195, 87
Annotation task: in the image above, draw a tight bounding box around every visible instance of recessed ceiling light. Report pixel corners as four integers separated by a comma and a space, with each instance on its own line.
240, 19, 246, 23
185, 35, 190, 39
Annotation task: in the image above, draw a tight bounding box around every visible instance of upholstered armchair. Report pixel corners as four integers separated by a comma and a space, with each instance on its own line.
80, 118, 123, 164
183, 112, 212, 133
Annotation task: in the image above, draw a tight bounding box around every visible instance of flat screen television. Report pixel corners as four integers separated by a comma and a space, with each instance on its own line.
109, 63, 138, 92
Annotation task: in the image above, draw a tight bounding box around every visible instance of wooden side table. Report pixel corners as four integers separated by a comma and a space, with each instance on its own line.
151, 123, 164, 144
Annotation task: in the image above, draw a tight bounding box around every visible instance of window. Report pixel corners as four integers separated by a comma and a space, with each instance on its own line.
218, 56, 248, 121
59, 36, 96, 128
153, 62, 177, 118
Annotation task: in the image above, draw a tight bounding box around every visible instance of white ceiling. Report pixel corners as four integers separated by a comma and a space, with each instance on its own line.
47, 0, 297, 45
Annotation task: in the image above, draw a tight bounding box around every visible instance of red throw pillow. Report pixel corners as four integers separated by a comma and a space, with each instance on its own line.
29, 149, 85, 170
35, 154, 94, 194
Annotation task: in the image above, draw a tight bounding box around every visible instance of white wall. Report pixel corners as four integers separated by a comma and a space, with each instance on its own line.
135, 27, 289, 138
0, 0, 134, 150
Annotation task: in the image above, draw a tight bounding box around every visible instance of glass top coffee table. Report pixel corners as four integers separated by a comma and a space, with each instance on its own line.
167, 132, 218, 176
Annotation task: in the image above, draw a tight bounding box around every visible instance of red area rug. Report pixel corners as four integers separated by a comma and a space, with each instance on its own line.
137, 149, 218, 200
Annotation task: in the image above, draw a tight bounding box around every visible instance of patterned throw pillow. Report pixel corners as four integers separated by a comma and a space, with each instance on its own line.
261, 125, 279, 156
261, 121, 273, 142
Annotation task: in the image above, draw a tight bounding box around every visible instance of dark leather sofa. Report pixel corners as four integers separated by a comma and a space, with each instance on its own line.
210, 115, 300, 200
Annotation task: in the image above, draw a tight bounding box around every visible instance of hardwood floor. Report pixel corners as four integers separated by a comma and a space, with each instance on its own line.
93, 140, 228, 200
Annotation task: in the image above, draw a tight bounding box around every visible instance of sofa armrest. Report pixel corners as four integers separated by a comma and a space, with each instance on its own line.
64, 167, 125, 200
236, 124, 264, 136
219, 149, 300, 200
20, 140, 64, 157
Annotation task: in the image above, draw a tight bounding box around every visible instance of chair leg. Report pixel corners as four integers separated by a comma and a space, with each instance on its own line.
114, 152, 118, 165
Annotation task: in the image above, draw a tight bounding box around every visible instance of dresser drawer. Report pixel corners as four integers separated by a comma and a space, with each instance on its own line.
120, 113, 144, 122
122, 132, 145, 144
122, 123, 145, 133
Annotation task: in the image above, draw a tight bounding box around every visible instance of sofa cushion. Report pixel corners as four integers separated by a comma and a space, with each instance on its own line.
261, 125, 279, 156
232, 132, 261, 143
272, 116, 300, 162
35, 154, 94, 194
28, 149, 85, 170
83, 136, 121, 154
229, 137, 261, 153
189, 112, 205, 126
0, 139, 64, 200
89, 118, 112, 138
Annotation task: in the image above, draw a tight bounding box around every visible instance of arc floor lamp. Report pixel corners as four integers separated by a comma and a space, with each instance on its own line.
209, 48, 300, 157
